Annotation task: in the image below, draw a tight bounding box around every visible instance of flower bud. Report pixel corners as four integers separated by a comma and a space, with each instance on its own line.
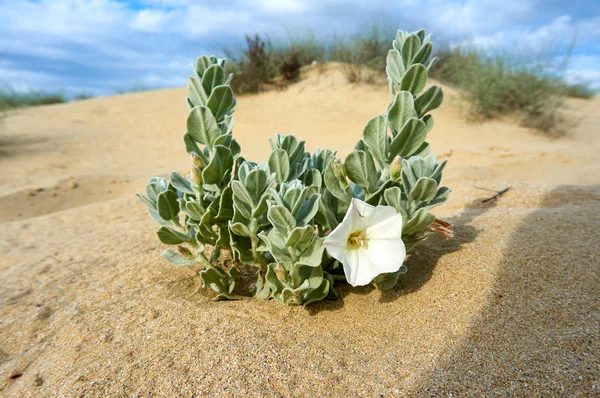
390, 156, 402, 180
177, 245, 193, 256
191, 152, 204, 169
430, 218, 454, 239
191, 166, 203, 186
273, 264, 287, 282
331, 159, 347, 181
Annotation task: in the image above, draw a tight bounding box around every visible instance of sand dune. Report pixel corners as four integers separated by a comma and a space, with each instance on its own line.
1, 65, 599, 396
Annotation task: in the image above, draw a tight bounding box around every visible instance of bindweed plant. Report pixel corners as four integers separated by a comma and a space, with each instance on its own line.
138, 29, 452, 305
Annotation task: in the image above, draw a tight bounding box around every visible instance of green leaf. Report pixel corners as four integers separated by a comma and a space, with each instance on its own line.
183, 200, 204, 220
410, 177, 438, 202
386, 49, 405, 83
415, 85, 443, 117
298, 237, 325, 267
145, 177, 168, 201
170, 172, 194, 195
245, 169, 268, 199
362, 115, 388, 164
201, 64, 225, 96
389, 118, 428, 159
183, 132, 202, 155
302, 278, 330, 305
420, 186, 451, 211
383, 186, 403, 213
285, 225, 315, 247
231, 180, 254, 207
412, 142, 431, 158
430, 159, 447, 182
372, 266, 407, 290
265, 263, 285, 292
199, 265, 238, 299
196, 55, 215, 77
206, 85, 234, 121
157, 190, 180, 221
187, 76, 207, 107
294, 193, 320, 226
215, 186, 234, 223
161, 249, 197, 266
230, 222, 253, 238
136, 192, 155, 209
202, 145, 233, 185
260, 230, 292, 266
387, 91, 417, 132
187, 106, 220, 149
230, 236, 255, 264
413, 42, 432, 64
401, 34, 421, 66
323, 166, 350, 203
254, 195, 269, 220
423, 114, 434, 133
400, 64, 428, 94
403, 208, 435, 236
268, 149, 291, 183
267, 205, 296, 235
304, 168, 322, 190
157, 226, 186, 245
344, 150, 377, 193
365, 179, 395, 206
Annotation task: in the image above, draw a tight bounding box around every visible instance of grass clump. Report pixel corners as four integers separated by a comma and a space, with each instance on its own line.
227, 33, 325, 94
430, 47, 592, 133
559, 82, 596, 99
0, 90, 66, 111
329, 26, 391, 83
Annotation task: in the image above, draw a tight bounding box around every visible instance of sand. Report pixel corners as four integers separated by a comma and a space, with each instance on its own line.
0, 64, 599, 396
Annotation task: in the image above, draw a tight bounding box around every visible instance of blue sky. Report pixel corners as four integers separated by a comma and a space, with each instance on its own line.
0, 0, 598, 96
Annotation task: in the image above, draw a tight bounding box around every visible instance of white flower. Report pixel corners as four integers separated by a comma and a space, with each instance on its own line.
324, 198, 406, 287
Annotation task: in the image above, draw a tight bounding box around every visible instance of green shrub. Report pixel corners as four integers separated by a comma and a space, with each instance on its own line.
227, 34, 276, 94
0, 90, 66, 110
560, 82, 595, 99
330, 26, 391, 83
430, 48, 582, 133
278, 52, 302, 81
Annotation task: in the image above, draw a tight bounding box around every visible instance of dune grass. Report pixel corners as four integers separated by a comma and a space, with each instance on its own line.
428, 47, 592, 133
0, 90, 66, 111
225, 29, 594, 133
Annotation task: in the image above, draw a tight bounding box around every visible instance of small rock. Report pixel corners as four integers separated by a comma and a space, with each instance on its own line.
37, 305, 53, 320
35, 374, 44, 386
68, 181, 79, 189
51, 192, 58, 197
27, 191, 36, 197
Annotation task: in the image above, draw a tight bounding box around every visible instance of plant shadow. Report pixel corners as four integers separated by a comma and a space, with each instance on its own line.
307, 196, 498, 314
409, 185, 600, 394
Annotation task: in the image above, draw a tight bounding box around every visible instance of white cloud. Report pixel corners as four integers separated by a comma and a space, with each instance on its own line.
0, 0, 597, 96
130, 9, 173, 33
253, 0, 306, 13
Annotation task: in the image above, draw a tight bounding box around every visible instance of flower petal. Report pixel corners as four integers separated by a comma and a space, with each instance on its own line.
324, 198, 363, 254
343, 248, 381, 286
366, 212, 403, 240
363, 238, 406, 274
324, 243, 347, 264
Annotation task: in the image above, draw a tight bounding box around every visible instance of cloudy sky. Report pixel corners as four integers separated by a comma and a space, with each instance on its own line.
0, 0, 598, 96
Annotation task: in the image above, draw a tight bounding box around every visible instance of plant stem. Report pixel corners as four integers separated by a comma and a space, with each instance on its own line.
197, 250, 211, 267
331, 274, 347, 281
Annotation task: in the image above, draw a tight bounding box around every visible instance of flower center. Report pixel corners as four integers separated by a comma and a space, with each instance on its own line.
347, 230, 368, 249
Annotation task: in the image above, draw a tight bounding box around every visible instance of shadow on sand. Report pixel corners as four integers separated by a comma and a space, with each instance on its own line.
407, 185, 600, 395
308, 197, 498, 314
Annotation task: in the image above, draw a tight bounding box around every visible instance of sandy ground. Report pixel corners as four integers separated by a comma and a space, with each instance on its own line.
0, 65, 599, 396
